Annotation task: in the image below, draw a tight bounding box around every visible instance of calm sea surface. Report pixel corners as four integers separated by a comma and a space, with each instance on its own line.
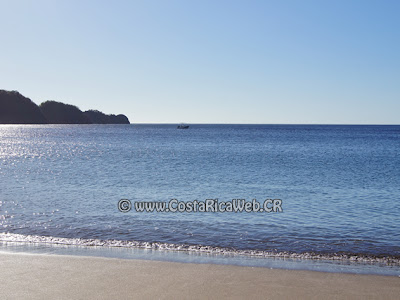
0, 124, 399, 273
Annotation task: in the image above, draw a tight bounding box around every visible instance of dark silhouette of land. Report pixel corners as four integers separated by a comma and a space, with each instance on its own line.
40, 101, 92, 124
0, 90, 48, 124
0, 90, 130, 124
83, 110, 130, 124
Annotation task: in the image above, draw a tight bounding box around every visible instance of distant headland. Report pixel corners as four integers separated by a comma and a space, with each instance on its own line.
0, 90, 130, 124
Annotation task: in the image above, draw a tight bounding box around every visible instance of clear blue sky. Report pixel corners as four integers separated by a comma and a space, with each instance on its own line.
1, 0, 399, 124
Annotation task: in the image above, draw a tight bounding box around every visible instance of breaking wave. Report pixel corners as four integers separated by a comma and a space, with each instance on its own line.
1, 232, 399, 266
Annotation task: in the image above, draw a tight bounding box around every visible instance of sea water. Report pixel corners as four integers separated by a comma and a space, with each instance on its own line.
0, 124, 399, 275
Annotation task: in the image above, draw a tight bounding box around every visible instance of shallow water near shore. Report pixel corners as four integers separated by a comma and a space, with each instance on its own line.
0, 124, 399, 275
1, 240, 400, 276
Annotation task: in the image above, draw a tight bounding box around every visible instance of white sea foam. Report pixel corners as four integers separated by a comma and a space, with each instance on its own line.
0, 232, 398, 266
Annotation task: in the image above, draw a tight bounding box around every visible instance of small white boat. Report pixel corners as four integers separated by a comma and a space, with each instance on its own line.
177, 123, 189, 129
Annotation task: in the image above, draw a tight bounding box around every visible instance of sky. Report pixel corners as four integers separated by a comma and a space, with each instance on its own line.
1, 0, 399, 124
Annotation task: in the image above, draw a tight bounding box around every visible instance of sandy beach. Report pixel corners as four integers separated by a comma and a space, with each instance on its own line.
0, 252, 399, 299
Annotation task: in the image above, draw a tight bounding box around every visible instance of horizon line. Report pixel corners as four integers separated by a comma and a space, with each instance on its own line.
131, 122, 400, 126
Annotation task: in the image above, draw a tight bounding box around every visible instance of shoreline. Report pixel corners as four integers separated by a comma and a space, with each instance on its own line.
1, 233, 400, 276
1, 236, 400, 277
1, 252, 399, 299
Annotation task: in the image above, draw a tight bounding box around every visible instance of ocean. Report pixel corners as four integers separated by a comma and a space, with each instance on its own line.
0, 124, 399, 275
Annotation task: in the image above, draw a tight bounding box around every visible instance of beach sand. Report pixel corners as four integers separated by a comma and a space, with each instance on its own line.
0, 252, 399, 299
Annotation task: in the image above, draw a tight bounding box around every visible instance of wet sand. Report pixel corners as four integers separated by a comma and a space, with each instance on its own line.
0, 252, 399, 299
